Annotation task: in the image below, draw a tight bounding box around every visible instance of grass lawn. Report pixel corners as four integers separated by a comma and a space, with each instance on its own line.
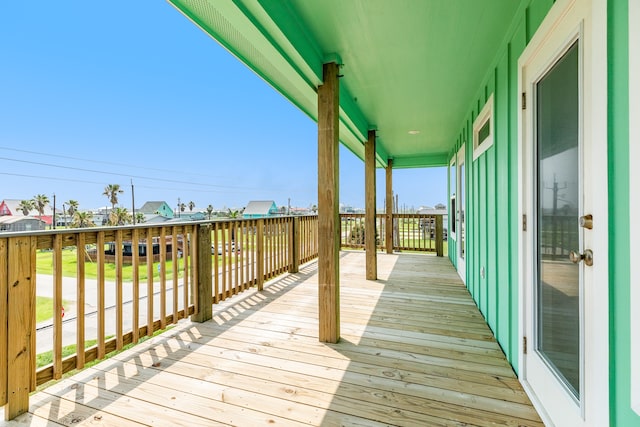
36, 296, 70, 323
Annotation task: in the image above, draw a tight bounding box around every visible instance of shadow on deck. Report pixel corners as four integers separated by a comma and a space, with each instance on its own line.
3, 252, 542, 426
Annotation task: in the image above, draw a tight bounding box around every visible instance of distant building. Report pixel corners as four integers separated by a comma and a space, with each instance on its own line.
0, 216, 46, 232
138, 201, 174, 219
0, 199, 54, 226
243, 201, 278, 219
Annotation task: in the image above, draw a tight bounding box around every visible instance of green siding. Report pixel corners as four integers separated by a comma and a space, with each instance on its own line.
608, 0, 637, 425
448, 0, 553, 372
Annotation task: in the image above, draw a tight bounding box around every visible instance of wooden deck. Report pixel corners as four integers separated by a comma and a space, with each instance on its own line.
3, 252, 542, 426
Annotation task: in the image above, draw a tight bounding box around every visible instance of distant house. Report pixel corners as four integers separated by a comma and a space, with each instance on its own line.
138, 201, 174, 219
0, 216, 45, 232
0, 199, 54, 225
242, 201, 279, 219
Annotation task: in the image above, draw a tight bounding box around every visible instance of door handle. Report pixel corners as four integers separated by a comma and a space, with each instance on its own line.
569, 249, 593, 266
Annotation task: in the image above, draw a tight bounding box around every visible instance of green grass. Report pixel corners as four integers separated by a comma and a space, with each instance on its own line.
36, 296, 70, 323
36, 248, 185, 281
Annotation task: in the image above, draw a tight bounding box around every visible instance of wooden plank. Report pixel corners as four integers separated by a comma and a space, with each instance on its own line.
212, 223, 219, 303
289, 217, 299, 273
131, 228, 140, 344
256, 219, 264, 291
52, 234, 63, 380
317, 61, 340, 343
0, 238, 7, 406
436, 215, 444, 257
183, 226, 190, 316
191, 224, 212, 323
96, 231, 106, 359
365, 129, 377, 280
146, 228, 154, 337
171, 227, 179, 323
115, 229, 123, 350
159, 226, 166, 330
5, 237, 34, 420
75, 233, 86, 370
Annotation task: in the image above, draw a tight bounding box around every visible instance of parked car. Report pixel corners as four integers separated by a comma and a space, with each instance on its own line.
211, 242, 240, 255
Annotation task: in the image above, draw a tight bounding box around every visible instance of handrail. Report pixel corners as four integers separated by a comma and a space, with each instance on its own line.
0, 212, 443, 419
340, 213, 445, 255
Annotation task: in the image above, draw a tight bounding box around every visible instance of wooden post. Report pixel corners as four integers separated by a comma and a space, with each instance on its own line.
191, 224, 212, 323
385, 159, 394, 254
4, 237, 35, 420
318, 61, 340, 343
436, 215, 444, 257
76, 232, 86, 370
289, 217, 300, 273
0, 238, 8, 409
256, 219, 265, 291
365, 129, 377, 280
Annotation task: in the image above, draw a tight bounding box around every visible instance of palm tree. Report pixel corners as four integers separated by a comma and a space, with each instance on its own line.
102, 184, 124, 213
206, 204, 214, 220
32, 194, 49, 221
109, 207, 131, 226
135, 212, 146, 224
72, 211, 95, 228
17, 200, 34, 216
228, 209, 240, 219
179, 203, 186, 213
65, 200, 79, 217
188, 201, 195, 212
311, 204, 318, 214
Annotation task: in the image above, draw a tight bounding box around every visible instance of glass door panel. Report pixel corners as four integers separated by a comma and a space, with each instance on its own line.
535, 41, 581, 398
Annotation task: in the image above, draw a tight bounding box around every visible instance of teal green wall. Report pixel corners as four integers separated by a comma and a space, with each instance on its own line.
448, 0, 554, 372
608, 0, 637, 425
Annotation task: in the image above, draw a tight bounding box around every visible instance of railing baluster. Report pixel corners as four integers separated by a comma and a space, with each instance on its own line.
115, 229, 123, 350
159, 226, 166, 330
52, 234, 63, 379
146, 228, 154, 337
76, 233, 86, 370
132, 228, 140, 344
212, 223, 219, 302
96, 231, 106, 359
183, 226, 189, 317
172, 227, 178, 323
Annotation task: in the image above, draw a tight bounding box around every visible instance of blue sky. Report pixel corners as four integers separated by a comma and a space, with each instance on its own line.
0, 1, 446, 212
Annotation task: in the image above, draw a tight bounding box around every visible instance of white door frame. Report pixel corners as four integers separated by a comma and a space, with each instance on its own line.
517, 0, 609, 425
456, 144, 466, 283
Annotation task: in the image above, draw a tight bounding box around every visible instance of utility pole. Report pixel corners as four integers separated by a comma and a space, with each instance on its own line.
131, 179, 136, 225
52, 193, 56, 230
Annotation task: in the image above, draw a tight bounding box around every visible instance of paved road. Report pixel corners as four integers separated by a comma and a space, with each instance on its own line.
35, 274, 187, 354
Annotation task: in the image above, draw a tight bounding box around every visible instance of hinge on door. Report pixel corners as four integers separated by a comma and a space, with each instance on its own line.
521, 92, 527, 110
522, 214, 527, 231
523, 336, 528, 354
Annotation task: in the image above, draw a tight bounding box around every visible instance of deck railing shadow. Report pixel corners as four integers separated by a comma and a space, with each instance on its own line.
17, 260, 321, 425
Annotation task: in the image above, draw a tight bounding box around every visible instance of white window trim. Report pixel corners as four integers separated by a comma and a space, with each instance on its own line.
449, 154, 456, 241
472, 94, 494, 160
629, 0, 640, 416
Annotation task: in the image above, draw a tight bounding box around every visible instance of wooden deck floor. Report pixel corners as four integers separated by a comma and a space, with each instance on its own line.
4, 252, 542, 426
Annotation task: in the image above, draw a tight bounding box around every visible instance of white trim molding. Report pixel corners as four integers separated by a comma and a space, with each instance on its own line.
629, 0, 640, 416
472, 94, 494, 160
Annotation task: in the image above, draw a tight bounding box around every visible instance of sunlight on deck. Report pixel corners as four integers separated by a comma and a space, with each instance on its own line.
2, 252, 542, 426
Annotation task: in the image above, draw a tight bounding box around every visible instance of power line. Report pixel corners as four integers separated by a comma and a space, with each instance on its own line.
0, 156, 257, 190
0, 146, 219, 179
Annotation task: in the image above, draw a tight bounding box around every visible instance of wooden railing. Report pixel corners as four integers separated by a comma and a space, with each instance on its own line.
340, 213, 444, 255
1, 213, 441, 419
0, 215, 319, 420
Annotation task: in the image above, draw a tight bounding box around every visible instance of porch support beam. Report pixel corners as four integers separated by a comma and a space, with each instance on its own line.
365, 129, 377, 280
385, 159, 394, 254
317, 62, 340, 343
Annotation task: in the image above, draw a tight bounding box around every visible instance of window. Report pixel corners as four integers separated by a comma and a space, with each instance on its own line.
472, 94, 494, 160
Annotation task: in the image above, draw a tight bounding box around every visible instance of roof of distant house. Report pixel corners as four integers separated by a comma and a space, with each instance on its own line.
1, 199, 53, 216
138, 201, 171, 213
243, 200, 277, 216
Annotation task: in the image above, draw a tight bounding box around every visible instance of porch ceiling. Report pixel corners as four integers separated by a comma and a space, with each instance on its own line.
168, 0, 524, 168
